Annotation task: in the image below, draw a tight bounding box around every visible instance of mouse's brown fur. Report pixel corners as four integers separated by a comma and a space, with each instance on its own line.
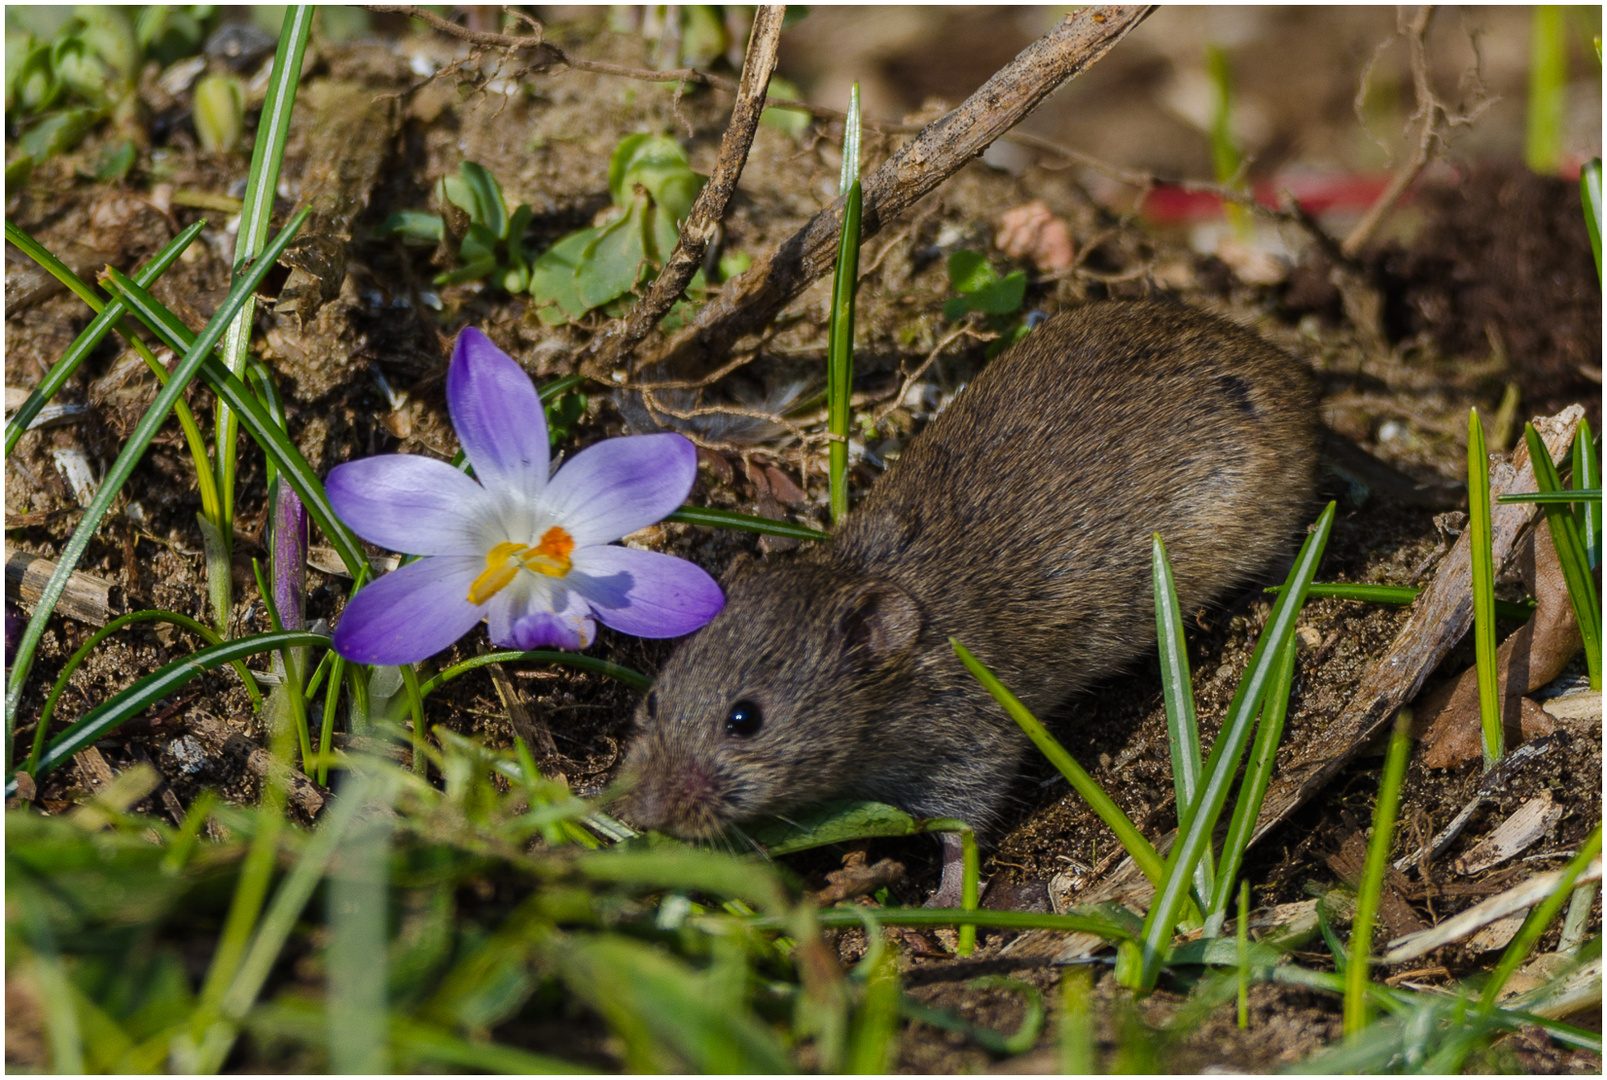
620, 300, 1320, 840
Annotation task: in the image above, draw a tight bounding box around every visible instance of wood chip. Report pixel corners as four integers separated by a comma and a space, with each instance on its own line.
7, 549, 123, 626
1383, 858, 1603, 963
1454, 790, 1563, 875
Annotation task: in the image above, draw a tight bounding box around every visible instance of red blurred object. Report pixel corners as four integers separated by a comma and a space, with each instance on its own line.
1140, 172, 1399, 223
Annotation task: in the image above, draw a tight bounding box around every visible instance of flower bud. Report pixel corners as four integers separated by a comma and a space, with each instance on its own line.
192, 72, 245, 153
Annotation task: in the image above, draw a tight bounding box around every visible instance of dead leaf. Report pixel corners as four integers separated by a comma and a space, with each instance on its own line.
1420, 517, 1583, 767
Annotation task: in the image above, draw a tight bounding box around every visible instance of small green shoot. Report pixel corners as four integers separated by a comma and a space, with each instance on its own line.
828, 82, 862, 526
1468, 409, 1503, 767
436, 160, 536, 292
942, 250, 1030, 357
1523, 422, 1602, 689
1206, 43, 1249, 234
1525, 6, 1568, 174
1207, 634, 1296, 934
210, 4, 313, 634
1343, 709, 1412, 1036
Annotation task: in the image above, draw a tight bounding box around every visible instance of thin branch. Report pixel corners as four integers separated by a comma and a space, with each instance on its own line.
1340, 6, 1490, 259
578, 6, 786, 379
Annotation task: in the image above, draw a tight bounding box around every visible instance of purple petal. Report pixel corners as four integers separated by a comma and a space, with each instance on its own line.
332, 556, 484, 665
543, 433, 696, 546
486, 582, 596, 651
447, 328, 549, 505
568, 545, 724, 638
327, 454, 494, 557
508, 610, 597, 650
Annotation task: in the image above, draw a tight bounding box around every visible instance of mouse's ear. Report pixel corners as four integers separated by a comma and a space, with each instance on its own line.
833, 579, 921, 669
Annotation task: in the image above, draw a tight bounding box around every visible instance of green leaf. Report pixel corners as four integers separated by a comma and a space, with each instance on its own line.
946, 249, 997, 293
745, 800, 919, 854
457, 160, 508, 237
18, 105, 99, 160
968, 270, 1027, 315
91, 137, 135, 180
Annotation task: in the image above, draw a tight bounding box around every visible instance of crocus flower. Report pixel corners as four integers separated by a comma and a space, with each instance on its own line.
327, 328, 723, 665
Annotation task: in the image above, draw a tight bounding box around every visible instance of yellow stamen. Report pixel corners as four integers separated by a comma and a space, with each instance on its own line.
465, 528, 575, 605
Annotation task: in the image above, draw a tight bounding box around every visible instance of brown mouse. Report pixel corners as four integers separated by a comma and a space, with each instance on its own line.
618, 300, 1320, 890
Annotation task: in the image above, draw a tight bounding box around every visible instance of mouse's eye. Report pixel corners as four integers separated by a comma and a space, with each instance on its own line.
644, 691, 658, 720
725, 699, 763, 738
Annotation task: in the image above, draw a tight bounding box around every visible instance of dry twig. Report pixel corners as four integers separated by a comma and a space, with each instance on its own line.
622, 5, 1154, 388
1340, 6, 1491, 259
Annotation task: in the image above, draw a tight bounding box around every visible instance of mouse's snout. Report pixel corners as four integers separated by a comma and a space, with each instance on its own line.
616, 731, 734, 839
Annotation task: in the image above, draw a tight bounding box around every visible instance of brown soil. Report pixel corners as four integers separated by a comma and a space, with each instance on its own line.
5, 8, 1601, 1073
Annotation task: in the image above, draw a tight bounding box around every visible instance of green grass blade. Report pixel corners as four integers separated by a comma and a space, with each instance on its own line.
198, 770, 385, 1072
213, 3, 312, 534
952, 638, 1166, 887
1525, 6, 1567, 174
4, 208, 311, 755
1523, 423, 1602, 690
827, 82, 862, 526
846, 936, 899, 1073
3, 220, 204, 452
419, 650, 650, 696
1343, 709, 1412, 1036
1572, 420, 1599, 569
99, 261, 367, 578
663, 505, 830, 541
1582, 157, 1602, 283
7, 630, 325, 793
1206, 633, 1297, 933
1154, 534, 1212, 901
1268, 581, 1536, 621
1496, 488, 1603, 504
326, 772, 394, 1073
1468, 410, 1504, 767
1132, 502, 1335, 990
1059, 967, 1096, 1073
